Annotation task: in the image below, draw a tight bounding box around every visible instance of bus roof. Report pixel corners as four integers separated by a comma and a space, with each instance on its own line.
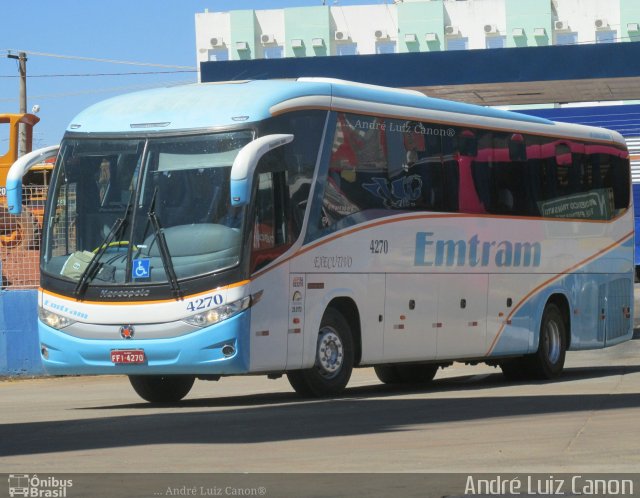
66, 79, 624, 146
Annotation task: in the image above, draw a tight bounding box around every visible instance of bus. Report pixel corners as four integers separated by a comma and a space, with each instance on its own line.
8, 78, 634, 402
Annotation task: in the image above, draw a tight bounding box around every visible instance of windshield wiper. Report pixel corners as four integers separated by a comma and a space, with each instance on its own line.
73, 206, 131, 298
147, 187, 182, 299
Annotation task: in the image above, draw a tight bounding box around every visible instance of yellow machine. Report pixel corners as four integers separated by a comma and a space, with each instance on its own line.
0, 113, 51, 248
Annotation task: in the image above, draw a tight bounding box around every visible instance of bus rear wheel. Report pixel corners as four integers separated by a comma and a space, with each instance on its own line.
287, 308, 354, 397
527, 303, 567, 379
128, 375, 195, 403
500, 302, 567, 381
374, 364, 439, 384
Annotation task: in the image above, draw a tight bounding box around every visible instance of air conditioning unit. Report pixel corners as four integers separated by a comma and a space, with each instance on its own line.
335, 31, 349, 41
291, 38, 304, 49
404, 33, 418, 43
260, 34, 275, 44
554, 20, 569, 31
425, 32, 438, 42
311, 37, 325, 48
235, 41, 249, 51
210, 36, 224, 47
444, 25, 459, 36
374, 29, 389, 39
484, 24, 498, 34
533, 27, 546, 37
628, 22, 640, 32
512, 27, 525, 37
595, 18, 609, 29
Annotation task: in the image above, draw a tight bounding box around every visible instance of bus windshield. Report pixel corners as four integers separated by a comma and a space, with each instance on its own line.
42, 131, 253, 286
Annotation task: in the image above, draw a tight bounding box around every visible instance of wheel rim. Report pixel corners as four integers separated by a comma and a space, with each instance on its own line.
544, 319, 562, 365
315, 326, 344, 379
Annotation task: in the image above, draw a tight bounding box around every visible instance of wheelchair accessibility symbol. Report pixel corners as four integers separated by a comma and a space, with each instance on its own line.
132, 258, 150, 279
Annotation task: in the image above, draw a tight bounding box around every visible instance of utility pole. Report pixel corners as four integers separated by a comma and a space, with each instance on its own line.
7, 51, 28, 156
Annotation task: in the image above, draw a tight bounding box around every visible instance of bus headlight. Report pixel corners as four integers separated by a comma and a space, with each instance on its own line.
183, 296, 251, 327
38, 307, 76, 329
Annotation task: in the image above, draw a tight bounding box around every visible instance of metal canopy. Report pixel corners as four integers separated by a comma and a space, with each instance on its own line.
410, 77, 640, 106
200, 42, 640, 107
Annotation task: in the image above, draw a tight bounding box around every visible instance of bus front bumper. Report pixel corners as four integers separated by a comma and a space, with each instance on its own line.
38, 311, 251, 376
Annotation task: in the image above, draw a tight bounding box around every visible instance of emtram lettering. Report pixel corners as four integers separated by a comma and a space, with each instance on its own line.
415, 232, 541, 268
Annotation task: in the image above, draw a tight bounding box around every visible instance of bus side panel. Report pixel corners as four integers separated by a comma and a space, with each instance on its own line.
435, 273, 488, 360
383, 273, 438, 363
487, 274, 536, 356
488, 270, 633, 356
248, 262, 290, 372
301, 273, 383, 369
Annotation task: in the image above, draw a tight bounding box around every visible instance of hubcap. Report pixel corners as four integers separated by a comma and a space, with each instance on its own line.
315, 327, 344, 379
544, 319, 561, 365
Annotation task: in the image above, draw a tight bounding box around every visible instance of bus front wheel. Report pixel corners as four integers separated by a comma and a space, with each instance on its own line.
287, 308, 354, 397
128, 375, 195, 403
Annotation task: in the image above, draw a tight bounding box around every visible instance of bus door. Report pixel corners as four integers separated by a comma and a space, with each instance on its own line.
249, 165, 296, 371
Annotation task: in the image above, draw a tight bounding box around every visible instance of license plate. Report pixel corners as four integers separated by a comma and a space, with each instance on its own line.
111, 349, 145, 364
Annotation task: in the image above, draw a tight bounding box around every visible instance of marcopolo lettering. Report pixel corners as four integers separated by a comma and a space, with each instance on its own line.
99, 288, 151, 299
414, 232, 541, 268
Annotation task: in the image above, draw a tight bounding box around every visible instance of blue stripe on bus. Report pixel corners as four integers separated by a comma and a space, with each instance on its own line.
490, 237, 634, 355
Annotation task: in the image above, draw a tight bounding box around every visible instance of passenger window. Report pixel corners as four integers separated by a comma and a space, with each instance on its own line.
320, 113, 464, 234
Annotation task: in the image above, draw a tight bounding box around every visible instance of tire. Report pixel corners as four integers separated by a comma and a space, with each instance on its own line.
375, 364, 439, 384
527, 303, 567, 379
499, 358, 529, 381
287, 308, 354, 397
128, 375, 195, 403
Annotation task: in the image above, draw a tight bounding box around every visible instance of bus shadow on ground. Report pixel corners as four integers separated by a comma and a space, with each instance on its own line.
93, 361, 640, 409
2, 364, 640, 457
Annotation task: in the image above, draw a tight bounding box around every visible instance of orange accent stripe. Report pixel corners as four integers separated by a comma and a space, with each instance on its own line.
252, 213, 464, 278
259, 211, 626, 280
485, 230, 634, 356
39, 279, 250, 306
253, 210, 630, 280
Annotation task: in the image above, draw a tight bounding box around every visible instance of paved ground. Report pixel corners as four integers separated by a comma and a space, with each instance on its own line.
1, 337, 639, 478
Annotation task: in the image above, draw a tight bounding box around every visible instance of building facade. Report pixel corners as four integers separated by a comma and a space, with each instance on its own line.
195, 0, 640, 268
195, 0, 640, 67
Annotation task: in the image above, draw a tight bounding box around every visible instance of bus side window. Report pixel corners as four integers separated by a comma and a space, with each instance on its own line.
441, 132, 459, 212
251, 171, 291, 272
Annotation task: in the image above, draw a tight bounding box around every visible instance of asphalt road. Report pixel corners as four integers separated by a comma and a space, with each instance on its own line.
1, 337, 639, 481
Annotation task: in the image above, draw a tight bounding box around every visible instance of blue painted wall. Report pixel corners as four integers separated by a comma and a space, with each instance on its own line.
201, 42, 640, 87
0, 290, 43, 376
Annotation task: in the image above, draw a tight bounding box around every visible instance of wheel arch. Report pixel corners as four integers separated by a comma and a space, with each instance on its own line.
326, 296, 362, 366
544, 293, 571, 350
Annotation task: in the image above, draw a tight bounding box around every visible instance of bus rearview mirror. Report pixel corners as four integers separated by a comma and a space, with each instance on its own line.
6, 145, 59, 214
230, 134, 294, 206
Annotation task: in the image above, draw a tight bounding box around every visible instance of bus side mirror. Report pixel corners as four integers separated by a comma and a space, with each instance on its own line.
6, 145, 59, 214
230, 134, 293, 206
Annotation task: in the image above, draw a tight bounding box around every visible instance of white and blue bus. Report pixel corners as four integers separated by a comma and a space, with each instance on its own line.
8, 78, 634, 402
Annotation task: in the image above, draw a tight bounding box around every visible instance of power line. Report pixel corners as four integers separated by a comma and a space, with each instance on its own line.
0, 70, 197, 78
0, 79, 195, 102
1, 48, 195, 70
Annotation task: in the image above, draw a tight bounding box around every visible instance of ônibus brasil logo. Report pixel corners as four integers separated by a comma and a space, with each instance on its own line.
8, 474, 73, 497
